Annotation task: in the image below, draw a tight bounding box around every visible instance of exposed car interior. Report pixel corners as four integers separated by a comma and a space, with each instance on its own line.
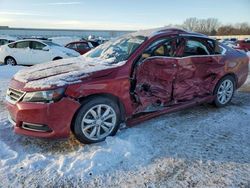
182, 40, 210, 56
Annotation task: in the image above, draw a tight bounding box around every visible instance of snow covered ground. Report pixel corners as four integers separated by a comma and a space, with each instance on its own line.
0, 59, 250, 187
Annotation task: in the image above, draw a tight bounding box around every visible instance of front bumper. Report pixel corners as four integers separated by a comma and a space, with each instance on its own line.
6, 97, 80, 138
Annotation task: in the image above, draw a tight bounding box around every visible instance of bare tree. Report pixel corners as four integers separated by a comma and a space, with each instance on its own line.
182, 17, 220, 35
205, 18, 220, 35
216, 23, 250, 35
182, 17, 199, 31
217, 25, 235, 35
181, 17, 250, 35
236, 22, 250, 35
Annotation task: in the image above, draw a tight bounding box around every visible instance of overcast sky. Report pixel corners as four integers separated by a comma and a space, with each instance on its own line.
0, 0, 249, 30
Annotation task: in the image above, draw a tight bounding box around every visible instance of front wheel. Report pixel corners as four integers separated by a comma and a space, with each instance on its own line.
213, 76, 235, 107
5, 57, 17, 66
73, 97, 121, 144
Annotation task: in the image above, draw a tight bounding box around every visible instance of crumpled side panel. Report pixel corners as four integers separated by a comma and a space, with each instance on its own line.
135, 58, 177, 111
134, 56, 225, 113
173, 56, 224, 101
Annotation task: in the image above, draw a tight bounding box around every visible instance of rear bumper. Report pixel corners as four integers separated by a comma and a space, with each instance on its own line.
6, 97, 80, 138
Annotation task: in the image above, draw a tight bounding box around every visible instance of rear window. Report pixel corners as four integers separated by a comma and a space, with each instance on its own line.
76, 43, 90, 50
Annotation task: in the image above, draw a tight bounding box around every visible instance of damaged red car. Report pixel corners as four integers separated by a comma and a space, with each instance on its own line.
5, 28, 249, 144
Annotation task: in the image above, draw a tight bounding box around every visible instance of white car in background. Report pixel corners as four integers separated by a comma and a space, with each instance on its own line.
0, 39, 80, 65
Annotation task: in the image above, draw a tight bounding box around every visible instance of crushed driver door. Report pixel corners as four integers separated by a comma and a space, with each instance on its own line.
135, 57, 178, 112
133, 37, 185, 113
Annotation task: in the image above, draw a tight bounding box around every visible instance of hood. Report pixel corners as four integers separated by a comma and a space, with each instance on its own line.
14, 56, 126, 89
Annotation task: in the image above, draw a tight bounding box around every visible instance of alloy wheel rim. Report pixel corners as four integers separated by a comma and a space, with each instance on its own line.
217, 79, 234, 104
81, 104, 116, 141
7, 58, 15, 65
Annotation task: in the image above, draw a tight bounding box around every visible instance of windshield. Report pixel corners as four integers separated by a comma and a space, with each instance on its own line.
84, 35, 146, 63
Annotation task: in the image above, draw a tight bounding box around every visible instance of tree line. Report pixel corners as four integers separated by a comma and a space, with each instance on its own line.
177, 17, 250, 36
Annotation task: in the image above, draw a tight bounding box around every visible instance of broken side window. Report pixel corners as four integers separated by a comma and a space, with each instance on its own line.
141, 37, 184, 60
183, 39, 211, 56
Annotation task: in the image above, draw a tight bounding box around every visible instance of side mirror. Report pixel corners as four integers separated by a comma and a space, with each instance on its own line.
42, 46, 50, 51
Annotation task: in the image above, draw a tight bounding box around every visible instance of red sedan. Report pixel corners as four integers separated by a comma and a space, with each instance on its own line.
65, 41, 94, 55
235, 39, 250, 52
5, 28, 249, 144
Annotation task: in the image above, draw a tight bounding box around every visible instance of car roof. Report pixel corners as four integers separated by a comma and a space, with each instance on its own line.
131, 27, 209, 39
13, 39, 50, 43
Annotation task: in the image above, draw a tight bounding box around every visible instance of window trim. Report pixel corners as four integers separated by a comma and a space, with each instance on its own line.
181, 36, 215, 57
142, 38, 225, 62
142, 36, 182, 58
143, 53, 225, 62
218, 45, 227, 55
134, 35, 226, 68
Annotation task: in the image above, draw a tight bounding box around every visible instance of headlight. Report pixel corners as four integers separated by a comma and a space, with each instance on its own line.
22, 88, 65, 103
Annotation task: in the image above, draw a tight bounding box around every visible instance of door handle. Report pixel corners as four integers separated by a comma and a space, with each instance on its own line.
173, 64, 177, 67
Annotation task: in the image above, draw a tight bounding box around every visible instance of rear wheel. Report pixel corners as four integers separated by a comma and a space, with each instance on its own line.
213, 75, 235, 107
5, 57, 17, 66
73, 97, 121, 144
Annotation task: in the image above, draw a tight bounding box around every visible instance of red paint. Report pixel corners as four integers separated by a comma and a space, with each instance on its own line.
65, 41, 92, 55
6, 98, 80, 138
127, 95, 215, 126
6, 28, 249, 139
234, 40, 250, 52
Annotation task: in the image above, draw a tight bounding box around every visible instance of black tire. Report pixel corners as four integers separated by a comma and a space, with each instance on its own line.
213, 75, 236, 107
73, 97, 121, 144
5, 57, 17, 66
53, 57, 62, 61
